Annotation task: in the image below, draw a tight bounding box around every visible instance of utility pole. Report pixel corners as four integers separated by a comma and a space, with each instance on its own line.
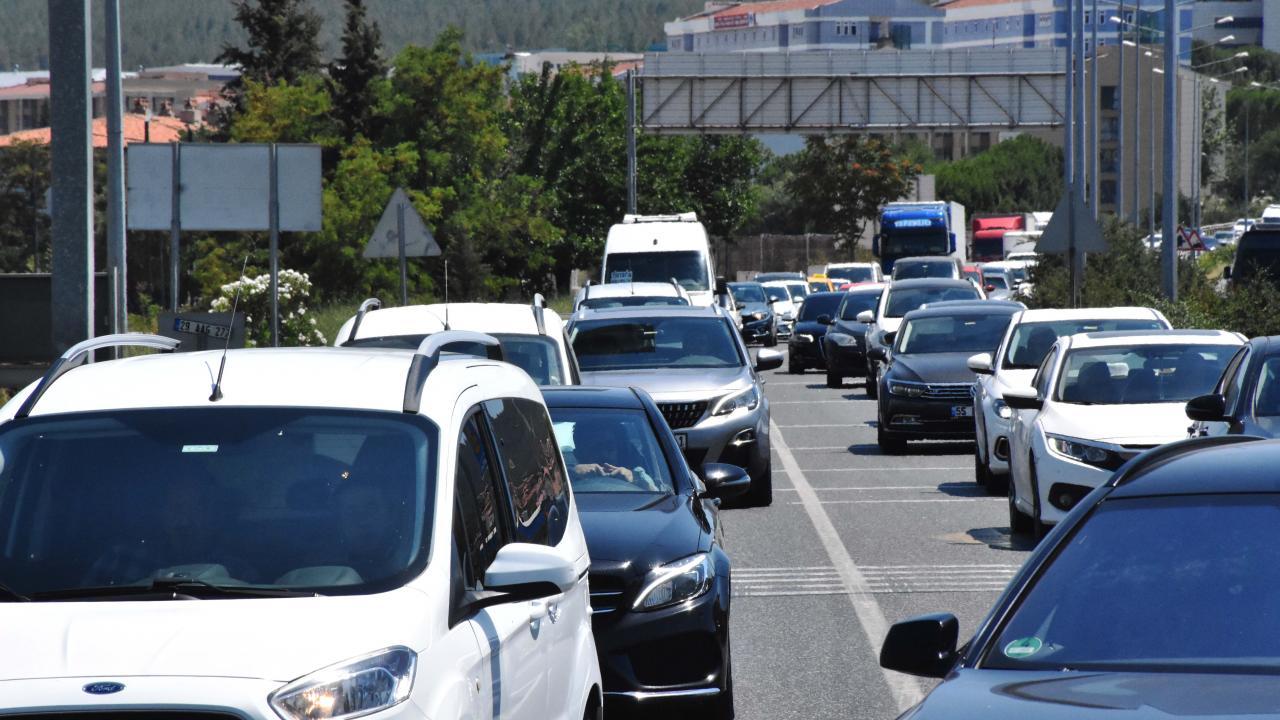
1072, 0, 1086, 305
1117, 0, 1125, 218
48, 0, 94, 352
1065, 0, 1075, 189
105, 0, 127, 333
1160, 0, 1177, 301
1090, 0, 1099, 217
626, 70, 638, 215
1133, 21, 1142, 225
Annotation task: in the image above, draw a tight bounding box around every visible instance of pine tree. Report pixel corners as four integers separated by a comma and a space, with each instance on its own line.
329, 0, 386, 142
216, 0, 324, 111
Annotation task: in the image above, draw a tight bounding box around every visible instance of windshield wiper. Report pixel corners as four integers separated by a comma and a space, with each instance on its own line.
31, 577, 321, 601
0, 581, 30, 602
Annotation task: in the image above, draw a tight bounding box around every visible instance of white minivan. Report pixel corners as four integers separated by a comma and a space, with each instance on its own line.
601, 213, 716, 307
0, 332, 602, 719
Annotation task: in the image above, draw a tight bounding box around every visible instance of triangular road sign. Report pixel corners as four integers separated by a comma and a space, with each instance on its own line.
364, 188, 441, 259
1035, 192, 1107, 255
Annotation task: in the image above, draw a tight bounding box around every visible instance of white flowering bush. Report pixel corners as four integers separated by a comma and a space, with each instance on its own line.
211, 269, 327, 347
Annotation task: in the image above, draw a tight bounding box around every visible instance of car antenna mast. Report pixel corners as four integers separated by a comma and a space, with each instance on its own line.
443, 258, 450, 330
209, 256, 248, 402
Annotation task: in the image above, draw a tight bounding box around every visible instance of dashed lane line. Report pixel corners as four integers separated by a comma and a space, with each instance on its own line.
773, 467, 968, 473
769, 418, 925, 711
735, 564, 1020, 597
789, 498, 1000, 505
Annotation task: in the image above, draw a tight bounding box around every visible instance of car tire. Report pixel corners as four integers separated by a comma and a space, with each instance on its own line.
826, 368, 842, 388
765, 328, 778, 347
866, 370, 879, 399
974, 451, 993, 489
1008, 475, 1032, 535
788, 356, 804, 374
1030, 458, 1048, 541
877, 424, 906, 454
747, 460, 773, 507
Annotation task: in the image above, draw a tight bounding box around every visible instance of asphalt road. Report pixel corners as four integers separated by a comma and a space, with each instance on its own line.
723, 365, 1036, 720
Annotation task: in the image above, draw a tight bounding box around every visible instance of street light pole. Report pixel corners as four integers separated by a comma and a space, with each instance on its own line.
1090, 0, 1099, 217
1161, 0, 1177, 301
1117, 2, 1125, 218
1065, 0, 1076, 189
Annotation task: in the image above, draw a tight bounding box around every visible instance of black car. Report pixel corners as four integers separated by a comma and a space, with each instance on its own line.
1187, 334, 1280, 438
821, 284, 884, 388
872, 303, 1019, 453
541, 385, 748, 719
882, 434, 1280, 719
728, 281, 777, 346
1225, 226, 1280, 286
787, 291, 844, 374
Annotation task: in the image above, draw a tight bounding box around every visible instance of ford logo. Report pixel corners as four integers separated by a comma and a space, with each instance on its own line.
83, 681, 125, 695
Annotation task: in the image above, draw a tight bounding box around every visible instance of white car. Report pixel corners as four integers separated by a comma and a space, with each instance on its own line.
968, 307, 1171, 494
0, 332, 602, 719
823, 261, 884, 287
333, 297, 580, 385
573, 280, 689, 311
761, 280, 799, 338
1004, 329, 1244, 538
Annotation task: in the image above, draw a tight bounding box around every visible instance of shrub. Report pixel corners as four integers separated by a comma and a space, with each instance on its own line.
210, 269, 327, 347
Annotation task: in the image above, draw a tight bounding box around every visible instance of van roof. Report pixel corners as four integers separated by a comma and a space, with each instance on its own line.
605, 216, 709, 254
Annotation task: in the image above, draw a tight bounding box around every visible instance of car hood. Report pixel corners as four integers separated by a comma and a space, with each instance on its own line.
0, 587, 433, 682
887, 352, 980, 385
580, 367, 749, 400
993, 368, 1038, 397
909, 669, 1280, 719
576, 493, 705, 570
792, 320, 831, 336
738, 301, 771, 316
878, 317, 904, 334
830, 320, 867, 337
1042, 402, 1194, 445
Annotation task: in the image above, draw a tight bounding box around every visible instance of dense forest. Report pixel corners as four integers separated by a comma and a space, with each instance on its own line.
0, 0, 700, 70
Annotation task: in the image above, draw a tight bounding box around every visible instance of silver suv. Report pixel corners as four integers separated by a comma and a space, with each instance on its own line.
567, 305, 782, 506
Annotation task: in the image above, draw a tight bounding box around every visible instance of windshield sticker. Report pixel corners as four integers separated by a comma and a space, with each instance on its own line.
181, 444, 219, 454
609, 270, 633, 283
1003, 637, 1044, 659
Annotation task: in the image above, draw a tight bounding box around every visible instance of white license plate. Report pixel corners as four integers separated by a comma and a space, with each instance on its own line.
174, 318, 231, 339
951, 405, 974, 418
676, 433, 688, 449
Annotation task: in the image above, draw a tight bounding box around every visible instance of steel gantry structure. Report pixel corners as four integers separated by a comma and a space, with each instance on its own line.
639, 49, 1067, 134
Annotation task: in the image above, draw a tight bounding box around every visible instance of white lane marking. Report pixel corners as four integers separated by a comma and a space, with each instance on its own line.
770, 400, 862, 405
773, 467, 968, 474
735, 563, 1020, 598
790, 498, 999, 505
777, 486, 970, 492
769, 419, 925, 711
788, 446, 859, 451
779, 424, 876, 429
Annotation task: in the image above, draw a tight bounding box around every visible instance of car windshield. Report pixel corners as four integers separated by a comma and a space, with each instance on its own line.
1254, 357, 1280, 417
893, 260, 955, 280
1057, 343, 1234, 404
1008, 267, 1029, 283
0, 408, 436, 598
897, 314, 1013, 355
1003, 319, 1166, 369
987, 495, 1280, 673
604, 251, 709, 292
808, 281, 829, 292
762, 285, 790, 303
839, 292, 881, 321
730, 284, 767, 305
550, 408, 675, 494
580, 296, 686, 310
787, 283, 808, 299
798, 293, 842, 321
986, 275, 1009, 289
571, 316, 742, 371
827, 266, 875, 283
884, 286, 979, 318
346, 333, 566, 385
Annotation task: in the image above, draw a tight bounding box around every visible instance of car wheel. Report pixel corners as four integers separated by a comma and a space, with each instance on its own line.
788, 355, 804, 374
866, 369, 879, 399
1008, 474, 1032, 535
826, 368, 842, 388
1030, 458, 1048, 541
877, 424, 906, 454
974, 451, 993, 489
765, 329, 778, 347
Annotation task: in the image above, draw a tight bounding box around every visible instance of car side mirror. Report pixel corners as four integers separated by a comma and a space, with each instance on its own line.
484, 543, 577, 598
816, 314, 833, 325
699, 463, 751, 501
715, 277, 728, 295
967, 353, 994, 375
879, 613, 959, 679
856, 310, 875, 324
867, 346, 888, 363
1186, 393, 1227, 422
1003, 388, 1042, 411
755, 348, 784, 372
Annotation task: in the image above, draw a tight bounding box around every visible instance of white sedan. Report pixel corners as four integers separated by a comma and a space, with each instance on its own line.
1004, 329, 1244, 539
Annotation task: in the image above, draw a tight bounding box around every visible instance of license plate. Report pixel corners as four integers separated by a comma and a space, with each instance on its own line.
676, 433, 688, 449
951, 405, 974, 418
173, 318, 231, 339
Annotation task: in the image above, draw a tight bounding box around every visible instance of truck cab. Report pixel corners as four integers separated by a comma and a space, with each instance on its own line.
874, 201, 966, 274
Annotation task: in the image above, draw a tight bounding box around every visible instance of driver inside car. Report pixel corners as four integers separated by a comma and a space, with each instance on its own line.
566, 421, 660, 492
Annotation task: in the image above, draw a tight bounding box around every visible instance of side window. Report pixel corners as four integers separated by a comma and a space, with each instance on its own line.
1220, 348, 1250, 412
454, 412, 507, 589
485, 398, 571, 547
1034, 348, 1058, 398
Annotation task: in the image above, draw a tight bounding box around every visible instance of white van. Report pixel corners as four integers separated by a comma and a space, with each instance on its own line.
601, 213, 716, 307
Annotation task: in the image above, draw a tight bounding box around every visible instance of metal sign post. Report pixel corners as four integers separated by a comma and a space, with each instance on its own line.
397, 200, 408, 305
364, 188, 441, 305
268, 144, 280, 346
1037, 191, 1108, 307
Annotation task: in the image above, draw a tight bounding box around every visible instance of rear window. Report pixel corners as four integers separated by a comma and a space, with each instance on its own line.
571, 316, 743, 371
1002, 318, 1168, 370
798, 293, 842, 321
884, 285, 979, 318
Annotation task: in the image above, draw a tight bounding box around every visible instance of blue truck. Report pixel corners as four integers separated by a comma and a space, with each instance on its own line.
872, 201, 967, 274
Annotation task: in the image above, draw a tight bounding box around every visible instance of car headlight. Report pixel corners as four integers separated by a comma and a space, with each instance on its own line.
712, 385, 760, 416
827, 332, 857, 347
794, 333, 814, 343
888, 381, 926, 398
1045, 434, 1126, 471
993, 399, 1012, 420
633, 554, 714, 611
270, 647, 417, 720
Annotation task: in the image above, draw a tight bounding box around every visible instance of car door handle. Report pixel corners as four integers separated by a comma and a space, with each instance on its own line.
529, 599, 558, 625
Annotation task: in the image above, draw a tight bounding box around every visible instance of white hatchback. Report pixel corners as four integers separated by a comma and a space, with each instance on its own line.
1004, 329, 1244, 539
0, 332, 602, 719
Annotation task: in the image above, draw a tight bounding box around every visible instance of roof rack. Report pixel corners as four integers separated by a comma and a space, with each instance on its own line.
403, 330, 505, 414
532, 293, 547, 336
344, 297, 382, 345
1109, 434, 1265, 488
15, 333, 181, 419
668, 277, 690, 303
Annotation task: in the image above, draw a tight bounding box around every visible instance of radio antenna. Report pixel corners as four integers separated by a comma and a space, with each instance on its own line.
443, 258, 450, 330
209, 256, 249, 401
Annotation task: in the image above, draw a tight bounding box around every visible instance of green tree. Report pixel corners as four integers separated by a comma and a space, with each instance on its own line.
0, 141, 51, 273
786, 135, 920, 252
230, 76, 338, 145
329, 0, 387, 142
216, 0, 324, 110
935, 135, 1063, 214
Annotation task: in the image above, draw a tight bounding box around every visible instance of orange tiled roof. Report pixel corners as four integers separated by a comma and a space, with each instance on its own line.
0, 113, 191, 148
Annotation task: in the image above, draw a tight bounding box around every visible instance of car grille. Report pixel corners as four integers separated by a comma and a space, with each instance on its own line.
659, 401, 708, 430
589, 572, 628, 616
921, 383, 974, 401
